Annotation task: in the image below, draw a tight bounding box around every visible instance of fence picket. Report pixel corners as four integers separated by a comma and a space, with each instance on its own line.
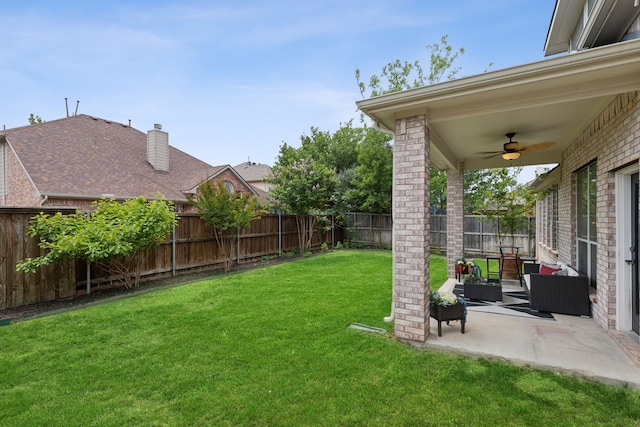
0, 209, 341, 309
344, 212, 535, 256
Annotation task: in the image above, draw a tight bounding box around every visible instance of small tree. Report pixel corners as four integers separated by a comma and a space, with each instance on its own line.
479, 168, 536, 247
189, 181, 261, 272
28, 114, 44, 125
267, 157, 336, 254
17, 195, 177, 288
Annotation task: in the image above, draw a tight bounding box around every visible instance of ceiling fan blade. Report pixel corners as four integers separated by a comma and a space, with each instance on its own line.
519, 141, 555, 153
482, 153, 502, 159
476, 150, 504, 155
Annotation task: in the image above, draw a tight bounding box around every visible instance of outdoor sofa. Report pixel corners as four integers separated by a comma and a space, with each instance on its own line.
523, 262, 591, 316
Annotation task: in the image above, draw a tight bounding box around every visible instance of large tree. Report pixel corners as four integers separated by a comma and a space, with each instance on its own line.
356, 35, 500, 215
355, 35, 466, 216
342, 126, 393, 214
356, 35, 466, 98
430, 168, 524, 214
189, 181, 261, 272
297, 121, 360, 174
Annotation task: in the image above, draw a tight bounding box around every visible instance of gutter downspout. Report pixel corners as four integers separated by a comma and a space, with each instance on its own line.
372, 120, 397, 324
40, 194, 48, 206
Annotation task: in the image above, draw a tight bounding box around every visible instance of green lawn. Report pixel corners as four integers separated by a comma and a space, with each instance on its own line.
0, 250, 638, 426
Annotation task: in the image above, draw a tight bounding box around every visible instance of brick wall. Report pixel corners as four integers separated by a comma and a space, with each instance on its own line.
392, 115, 431, 342
212, 169, 254, 196
556, 91, 640, 329
446, 164, 464, 278
5, 147, 40, 206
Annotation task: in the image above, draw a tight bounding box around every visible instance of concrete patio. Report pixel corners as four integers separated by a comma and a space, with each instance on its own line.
421, 280, 640, 389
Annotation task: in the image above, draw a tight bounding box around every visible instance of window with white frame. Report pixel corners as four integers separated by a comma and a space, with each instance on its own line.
576, 162, 597, 288
539, 186, 558, 251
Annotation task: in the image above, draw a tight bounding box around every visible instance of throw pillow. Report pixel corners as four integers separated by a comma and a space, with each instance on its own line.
552, 268, 569, 276
540, 261, 561, 272
540, 264, 563, 275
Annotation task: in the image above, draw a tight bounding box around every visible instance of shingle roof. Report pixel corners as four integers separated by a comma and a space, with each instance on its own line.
233, 161, 272, 182
2, 114, 223, 202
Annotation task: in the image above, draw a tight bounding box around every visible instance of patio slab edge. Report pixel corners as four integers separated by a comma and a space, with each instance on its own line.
410, 340, 640, 390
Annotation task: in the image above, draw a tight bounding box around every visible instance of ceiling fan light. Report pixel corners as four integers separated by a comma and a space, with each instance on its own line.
502, 151, 520, 160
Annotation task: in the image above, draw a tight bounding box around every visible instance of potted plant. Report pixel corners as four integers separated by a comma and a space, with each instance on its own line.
430, 291, 466, 336
455, 257, 478, 281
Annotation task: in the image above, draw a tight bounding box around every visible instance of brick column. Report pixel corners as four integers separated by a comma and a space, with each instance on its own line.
393, 115, 430, 342
446, 164, 464, 278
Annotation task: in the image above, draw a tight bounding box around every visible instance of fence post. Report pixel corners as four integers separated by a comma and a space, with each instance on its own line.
172, 221, 176, 277
278, 212, 282, 256
237, 229, 241, 264
308, 215, 311, 251
86, 261, 91, 295
480, 217, 484, 254
331, 214, 335, 247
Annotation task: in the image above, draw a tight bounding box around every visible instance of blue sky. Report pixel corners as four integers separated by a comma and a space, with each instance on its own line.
1, 0, 557, 180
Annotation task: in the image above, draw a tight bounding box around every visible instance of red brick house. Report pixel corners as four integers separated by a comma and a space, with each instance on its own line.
0, 114, 259, 211
356, 0, 640, 349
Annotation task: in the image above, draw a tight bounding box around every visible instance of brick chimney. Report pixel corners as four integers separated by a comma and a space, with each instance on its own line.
147, 124, 169, 171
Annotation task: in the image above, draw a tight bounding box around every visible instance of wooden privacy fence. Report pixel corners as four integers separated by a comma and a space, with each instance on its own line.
0, 209, 341, 310
344, 212, 535, 256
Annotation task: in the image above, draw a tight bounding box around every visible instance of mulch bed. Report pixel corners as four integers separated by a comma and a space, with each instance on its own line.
0, 256, 293, 322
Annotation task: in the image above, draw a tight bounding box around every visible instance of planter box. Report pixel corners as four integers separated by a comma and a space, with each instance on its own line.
430, 303, 466, 337
464, 281, 503, 302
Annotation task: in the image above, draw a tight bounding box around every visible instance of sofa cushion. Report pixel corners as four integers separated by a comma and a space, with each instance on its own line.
540, 264, 563, 275
557, 261, 580, 277
540, 261, 561, 272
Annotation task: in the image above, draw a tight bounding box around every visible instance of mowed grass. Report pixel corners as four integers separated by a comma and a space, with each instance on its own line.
0, 250, 638, 426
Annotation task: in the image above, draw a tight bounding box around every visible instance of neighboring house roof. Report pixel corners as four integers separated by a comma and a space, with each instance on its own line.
249, 185, 269, 205
1, 114, 225, 203
234, 161, 272, 183
184, 164, 260, 197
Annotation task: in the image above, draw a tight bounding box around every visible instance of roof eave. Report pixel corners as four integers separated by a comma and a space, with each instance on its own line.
356, 38, 640, 132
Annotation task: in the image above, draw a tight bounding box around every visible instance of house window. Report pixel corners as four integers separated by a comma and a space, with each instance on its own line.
223, 181, 234, 194
539, 186, 558, 251
577, 161, 597, 288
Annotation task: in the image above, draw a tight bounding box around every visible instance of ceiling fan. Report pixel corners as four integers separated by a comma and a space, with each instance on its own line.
479, 132, 555, 160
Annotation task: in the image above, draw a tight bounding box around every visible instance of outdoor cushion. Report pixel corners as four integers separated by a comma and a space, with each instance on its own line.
540, 265, 563, 275
552, 268, 569, 276
558, 262, 580, 277
540, 261, 561, 272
